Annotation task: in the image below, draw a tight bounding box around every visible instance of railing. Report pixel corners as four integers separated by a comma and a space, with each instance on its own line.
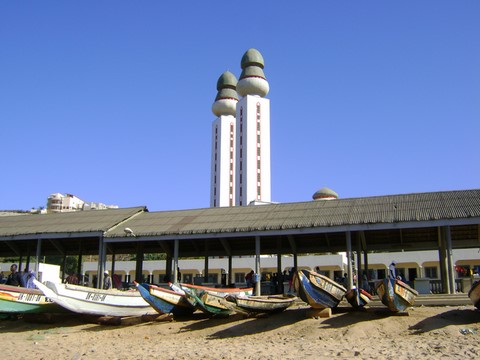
430, 279, 467, 294
367, 279, 469, 295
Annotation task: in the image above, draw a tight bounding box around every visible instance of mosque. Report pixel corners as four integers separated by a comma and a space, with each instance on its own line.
211, 48, 271, 208
0, 49, 479, 295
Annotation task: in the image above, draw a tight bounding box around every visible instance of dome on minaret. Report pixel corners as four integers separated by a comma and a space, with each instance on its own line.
216, 71, 237, 91
237, 48, 269, 98
241, 48, 265, 69
312, 187, 339, 201
212, 71, 239, 117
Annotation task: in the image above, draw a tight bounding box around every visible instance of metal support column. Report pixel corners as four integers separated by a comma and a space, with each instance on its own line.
445, 226, 456, 294
203, 240, 209, 283
228, 255, 233, 286
255, 236, 261, 295
35, 239, 42, 275
173, 239, 179, 283
438, 227, 450, 294
346, 231, 354, 290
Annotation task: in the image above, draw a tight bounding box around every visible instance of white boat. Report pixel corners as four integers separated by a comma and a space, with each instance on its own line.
33, 280, 156, 317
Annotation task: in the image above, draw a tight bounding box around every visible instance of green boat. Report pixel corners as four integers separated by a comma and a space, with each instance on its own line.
0, 284, 66, 314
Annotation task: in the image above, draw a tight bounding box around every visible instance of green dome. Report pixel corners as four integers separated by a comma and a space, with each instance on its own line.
239, 66, 266, 81
217, 71, 238, 91
241, 48, 265, 69
215, 88, 239, 101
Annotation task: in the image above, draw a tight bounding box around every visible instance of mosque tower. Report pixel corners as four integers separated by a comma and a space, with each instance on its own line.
210, 71, 239, 207
235, 48, 271, 206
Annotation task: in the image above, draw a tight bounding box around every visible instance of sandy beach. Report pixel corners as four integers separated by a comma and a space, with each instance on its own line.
1, 302, 479, 360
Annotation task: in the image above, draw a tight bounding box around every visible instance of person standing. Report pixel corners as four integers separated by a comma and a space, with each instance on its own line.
5, 264, 25, 287
103, 270, 113, 290
25, 270, 37, 289
388, 261, 397, 280
245, 270, 254, 288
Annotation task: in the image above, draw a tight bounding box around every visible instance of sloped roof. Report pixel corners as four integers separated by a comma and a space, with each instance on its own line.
104, 190, 480, 239
0, 206, 146, 238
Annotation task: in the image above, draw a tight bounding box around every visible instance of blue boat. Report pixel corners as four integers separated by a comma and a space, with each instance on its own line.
375, 278, 418, 312
294, 269, 346, 309
134, 282, 195, 316
345, 288, 373, 308
468, 280, 480, 310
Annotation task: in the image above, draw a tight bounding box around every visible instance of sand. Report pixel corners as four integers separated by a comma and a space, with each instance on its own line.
1, 304, 479, 360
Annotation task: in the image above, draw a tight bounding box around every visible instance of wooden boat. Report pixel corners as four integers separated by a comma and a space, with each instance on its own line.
134, 282, 194, 316
375, 278, 418, 312
294, 269, 346, 309
345, 288, 373, 308
180, 286, 232, 317
33, 280, 157, 317
172, 283, 253, 317
0, 284, 67, 314
468, 280, 480, 310
176, 283, 253, 297
223, 294, 297, 315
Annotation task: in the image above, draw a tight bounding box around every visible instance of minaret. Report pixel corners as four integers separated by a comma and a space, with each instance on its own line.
210, 71, 239, 207
235, 49, 271, 206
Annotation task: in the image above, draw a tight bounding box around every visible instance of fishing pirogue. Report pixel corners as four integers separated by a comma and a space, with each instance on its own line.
294, 269, 347, 309
0, 283, 67, 314
135, 282, 195, 316
33, 280, 157, 317
175, 283, 253, 317
468, 280, 480, 310
222, 294, 297, 315
375, 278, 418, 312
345, 288, 373, 308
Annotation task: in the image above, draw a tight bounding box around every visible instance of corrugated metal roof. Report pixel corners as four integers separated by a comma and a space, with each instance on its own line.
1, 190, 479, 240
104, 189, 480, 238
0, 207, 146, 237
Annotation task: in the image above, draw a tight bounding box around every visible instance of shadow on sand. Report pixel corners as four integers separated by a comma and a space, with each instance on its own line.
205, 308, 309, 339
409, 308, 480, 334
317, 306, 409, 330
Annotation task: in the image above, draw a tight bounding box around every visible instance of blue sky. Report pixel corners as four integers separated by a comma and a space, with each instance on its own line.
1, 1, 479, 212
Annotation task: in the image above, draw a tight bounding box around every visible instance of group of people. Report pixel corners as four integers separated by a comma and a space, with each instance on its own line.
3, 263, 37, 288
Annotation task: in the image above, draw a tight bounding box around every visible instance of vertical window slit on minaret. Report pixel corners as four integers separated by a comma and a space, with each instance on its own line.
256, 102, 261, 200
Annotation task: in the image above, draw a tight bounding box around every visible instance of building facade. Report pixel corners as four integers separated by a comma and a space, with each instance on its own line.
46, 193, 118, 213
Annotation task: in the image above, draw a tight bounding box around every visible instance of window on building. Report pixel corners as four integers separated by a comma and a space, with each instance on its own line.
235, 273, 246, 283
425, 266, 438, 278
377, 269, 386, 279
183, 273, 193, 284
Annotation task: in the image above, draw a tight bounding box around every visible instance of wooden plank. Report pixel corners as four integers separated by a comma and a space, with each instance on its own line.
306, 307, 331, 319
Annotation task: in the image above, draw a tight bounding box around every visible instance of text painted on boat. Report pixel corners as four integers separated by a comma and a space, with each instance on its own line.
85, 292, 107, 302
18, 293, 52, 303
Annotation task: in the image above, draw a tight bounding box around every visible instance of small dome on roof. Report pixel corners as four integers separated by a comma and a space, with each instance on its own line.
312, 187, 339, 201
216, 71, 238, 91
241, 48, 265, 69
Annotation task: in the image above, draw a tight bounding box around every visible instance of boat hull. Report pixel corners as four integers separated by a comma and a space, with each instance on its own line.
0, 284, 66, 314
468, 280, 480, 310
375, 278, 418, 312
225, 294, 297, 314
294, 270, 346, 309
175, 283, 252, 317
135, 282, 194, 316
34, 280, 156, 317
345, 288, 373, 308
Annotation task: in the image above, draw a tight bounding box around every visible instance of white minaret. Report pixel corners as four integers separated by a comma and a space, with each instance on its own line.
235, 49, 271, 206
210, 71, 239, 207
